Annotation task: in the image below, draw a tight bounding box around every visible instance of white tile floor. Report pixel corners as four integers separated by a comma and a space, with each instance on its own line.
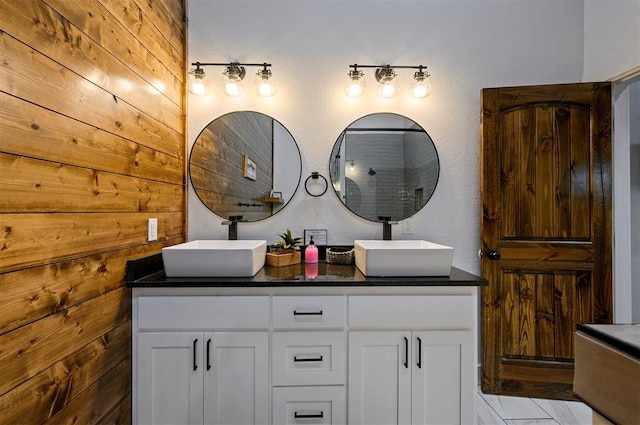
478, 390, 593, 425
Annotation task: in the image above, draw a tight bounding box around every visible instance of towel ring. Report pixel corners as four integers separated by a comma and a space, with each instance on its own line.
305, 172, 328, 197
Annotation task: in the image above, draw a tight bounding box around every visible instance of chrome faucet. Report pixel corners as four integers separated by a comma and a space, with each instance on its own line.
222, 215, 245, 240
378, 216, 397, 240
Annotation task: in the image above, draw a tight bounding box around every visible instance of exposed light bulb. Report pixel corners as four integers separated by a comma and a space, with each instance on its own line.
345, 69, 365, 97
255, 67, 276, 97
380, 81, 397, 98
411, 68, 432, 99
375, 66, 397, 98
223, 65, 245, 97
187, 67, 210, 96
347, 81, 364, 97
224, 80, 241, 96
192, 80, 207, 95
258, 81, 274, 97
349, 160, 355, 171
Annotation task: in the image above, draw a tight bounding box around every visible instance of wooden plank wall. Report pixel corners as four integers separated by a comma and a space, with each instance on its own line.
0, 0, 186, 423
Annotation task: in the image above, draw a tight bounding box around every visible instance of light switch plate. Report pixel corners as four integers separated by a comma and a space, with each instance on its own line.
148, 218, 158, 241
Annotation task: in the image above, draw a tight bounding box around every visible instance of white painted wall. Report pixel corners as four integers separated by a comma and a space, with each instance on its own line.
631, 81, 640, 322
584, 0, 640, 322
583, 0, 640, 81
187, 0, 585, 274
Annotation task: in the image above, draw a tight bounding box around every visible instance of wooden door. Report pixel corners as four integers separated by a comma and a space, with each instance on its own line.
480, 82, 612, 400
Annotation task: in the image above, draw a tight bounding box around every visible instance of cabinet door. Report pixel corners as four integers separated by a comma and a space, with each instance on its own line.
204, 332, 269, 425
411, 331, 474, 425
137, 332, 203, 425
348, 331, 412, 425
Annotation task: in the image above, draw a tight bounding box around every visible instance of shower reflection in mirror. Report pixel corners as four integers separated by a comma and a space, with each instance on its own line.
330, 113, 440, 223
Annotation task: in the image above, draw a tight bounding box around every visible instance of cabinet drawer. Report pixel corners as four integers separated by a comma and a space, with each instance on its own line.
273, 331, 346, 386
137, 296, 269, 330
273, 296, 346, 329
273, 386, 346, 425
348, 295, 474, 329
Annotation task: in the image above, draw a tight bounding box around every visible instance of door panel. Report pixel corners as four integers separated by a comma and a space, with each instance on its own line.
137, 332, 203, 425
204, 331, 269, 425
348, 331, 412, 425
481, 83, 612, 399
412, 331, 474, 425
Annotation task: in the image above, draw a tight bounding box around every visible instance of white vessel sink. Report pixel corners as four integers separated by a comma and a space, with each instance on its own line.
162, 240, 267, 277
354, 240, 454, 277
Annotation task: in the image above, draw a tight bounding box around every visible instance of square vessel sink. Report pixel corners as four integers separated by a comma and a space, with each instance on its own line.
162, 240, 267, 277
354, 240, 454, 277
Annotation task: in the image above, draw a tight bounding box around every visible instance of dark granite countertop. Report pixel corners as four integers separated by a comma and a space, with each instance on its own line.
127, 253, 487, 288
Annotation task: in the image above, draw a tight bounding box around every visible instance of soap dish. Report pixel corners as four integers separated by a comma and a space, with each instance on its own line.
326, 247, 354, 265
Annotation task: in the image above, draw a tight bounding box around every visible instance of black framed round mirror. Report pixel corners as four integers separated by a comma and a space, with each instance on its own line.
190, 111, 302, 222
329, 113, 440, 222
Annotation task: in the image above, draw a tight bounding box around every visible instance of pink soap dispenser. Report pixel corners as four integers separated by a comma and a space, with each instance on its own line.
305, 236, 318, 263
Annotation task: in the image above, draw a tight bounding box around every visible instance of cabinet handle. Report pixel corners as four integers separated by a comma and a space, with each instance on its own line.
193, 338, 198, 371
293, 355, 323, 363
416, 337, 422, 369
206, 338, 212, 371
293, 310, 323, 316
403, 336, 409, 369
294, 411, 324, 419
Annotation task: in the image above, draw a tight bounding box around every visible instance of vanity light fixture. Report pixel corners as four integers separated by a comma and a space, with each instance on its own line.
188, 61, 275, 97
345, 64, 432, 99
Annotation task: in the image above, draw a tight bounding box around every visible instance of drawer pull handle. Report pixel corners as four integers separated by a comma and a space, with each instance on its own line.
293, 310, 323, 316
294, 411, 324, 419
416, 337, 422, 369
293, 355, 324, 363
403, 336, 409, 369
193, 339, 198, 371
206, 338, 212, 371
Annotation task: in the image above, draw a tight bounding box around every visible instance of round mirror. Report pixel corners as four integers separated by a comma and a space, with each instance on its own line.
190, 111, 302, 222
329, 113, 439, 222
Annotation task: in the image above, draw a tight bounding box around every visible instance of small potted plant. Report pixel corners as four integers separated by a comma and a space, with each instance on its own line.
274, 228, 302, 254
266, 229, 302, 267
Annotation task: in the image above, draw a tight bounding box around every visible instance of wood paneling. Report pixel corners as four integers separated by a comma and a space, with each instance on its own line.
0, 322, 130, 423
0, 93, 183, 185
0, 0, 185, 422
0, 212, 182, 272
0, 153, 183, 212
0, 30, 182, 157
0, 0, 182, 129
0, 242, 177, 335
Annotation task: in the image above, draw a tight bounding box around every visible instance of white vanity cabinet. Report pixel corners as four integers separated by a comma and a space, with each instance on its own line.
132, 286, 480, 425
134, 295, 270, 425
348, 295, 476, 425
